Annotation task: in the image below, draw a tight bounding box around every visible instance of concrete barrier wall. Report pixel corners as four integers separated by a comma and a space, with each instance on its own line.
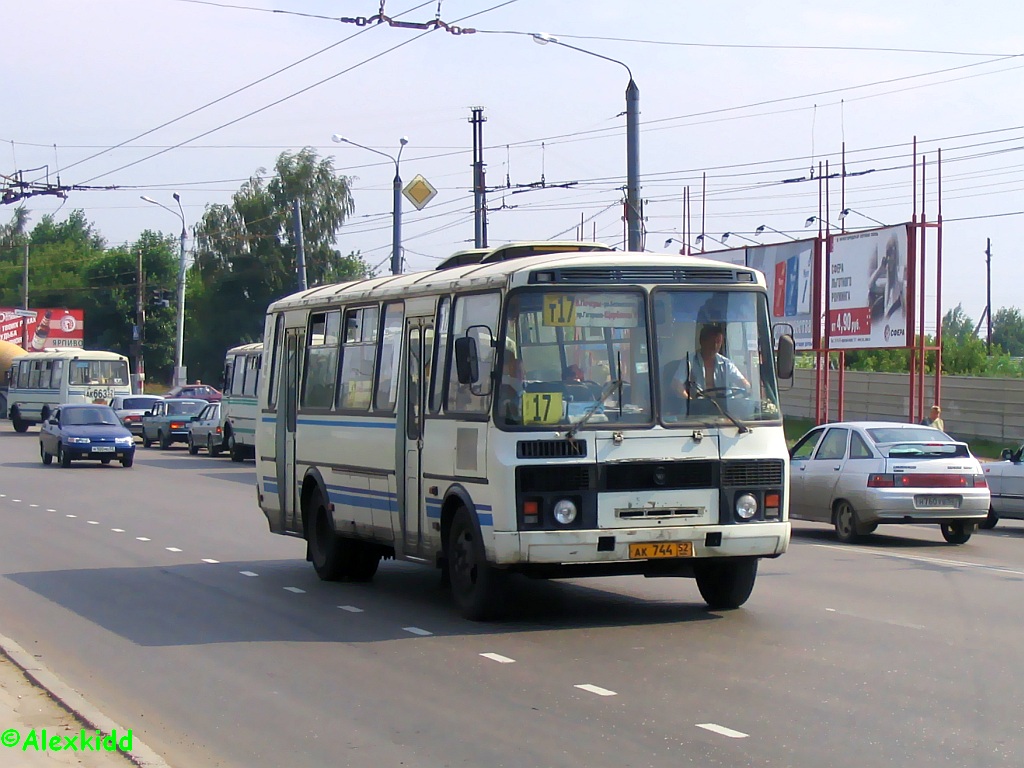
779, 369, 1024, 443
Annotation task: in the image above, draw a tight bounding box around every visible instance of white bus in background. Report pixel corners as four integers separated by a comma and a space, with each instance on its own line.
220, 342, 262, 461
6, 349, 131, 432
255, 242, 795, 620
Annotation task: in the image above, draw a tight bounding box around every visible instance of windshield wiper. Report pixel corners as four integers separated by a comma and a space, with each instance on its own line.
688, 384, 751, 434
566, 378, 621, 439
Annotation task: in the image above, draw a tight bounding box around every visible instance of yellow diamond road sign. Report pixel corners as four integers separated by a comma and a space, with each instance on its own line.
402, 174, 437, 211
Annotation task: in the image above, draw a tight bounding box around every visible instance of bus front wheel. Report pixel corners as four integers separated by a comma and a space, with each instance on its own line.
11, 409, 28, 433
447, 507, 507, 621
695, 558, 758, 610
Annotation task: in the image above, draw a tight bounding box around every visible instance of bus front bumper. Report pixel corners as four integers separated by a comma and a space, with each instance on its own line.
491, 521, 790, 567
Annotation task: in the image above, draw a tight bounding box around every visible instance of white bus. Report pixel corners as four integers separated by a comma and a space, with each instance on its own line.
220, 342, 262, 461
6, 349, 132, 432
255, 243, 795, 619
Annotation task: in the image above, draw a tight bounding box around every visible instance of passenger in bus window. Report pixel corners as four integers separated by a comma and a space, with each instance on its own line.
496, 353, 525, 425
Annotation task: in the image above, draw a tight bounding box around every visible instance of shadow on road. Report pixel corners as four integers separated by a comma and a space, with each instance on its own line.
4, 558, 724, 647
791, 525, 972, 549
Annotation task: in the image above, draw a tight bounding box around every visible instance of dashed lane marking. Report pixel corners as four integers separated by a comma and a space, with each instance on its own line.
111, 528, 125, 533
338, 606, 363, 613
696, 723, 749, 739
66, 514, 76, 518
575, 684, 617, 697
283, 587, 305, 594
88, 521, 99, 525
403, 627, 432, 636
136, 537, 151, 542
201, 559, 219, 564
480, 653, 516, 664
165, 547, 182, 552
239, 571, 258, 577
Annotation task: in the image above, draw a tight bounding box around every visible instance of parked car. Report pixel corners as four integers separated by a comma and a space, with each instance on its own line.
980, 443, 1024, 529
39, 403, 135, 468
187, 401, 224, 456
164, 383, 222, 402
789, 421, 989, 544
140, 398, 207, 449
110, 394, 165, 437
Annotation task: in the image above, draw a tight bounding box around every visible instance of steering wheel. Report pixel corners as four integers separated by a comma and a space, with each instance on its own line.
696, 385, 748, 399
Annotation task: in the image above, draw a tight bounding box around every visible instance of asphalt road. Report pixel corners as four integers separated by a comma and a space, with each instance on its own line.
0, 422, 1021, 768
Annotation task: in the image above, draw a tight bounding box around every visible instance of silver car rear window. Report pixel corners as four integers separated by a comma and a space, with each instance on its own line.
885, 443, 969, 459
868, 427, 947, 444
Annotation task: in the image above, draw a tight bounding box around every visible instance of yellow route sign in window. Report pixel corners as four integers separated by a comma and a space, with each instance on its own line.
522, 391, 563, 424
402, 174, 437, 211
542, 295, 575, 327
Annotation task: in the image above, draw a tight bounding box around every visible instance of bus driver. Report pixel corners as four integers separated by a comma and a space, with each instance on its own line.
672, 323, 750, 400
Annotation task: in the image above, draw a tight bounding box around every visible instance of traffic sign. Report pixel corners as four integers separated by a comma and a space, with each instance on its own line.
402, 174, 437, 211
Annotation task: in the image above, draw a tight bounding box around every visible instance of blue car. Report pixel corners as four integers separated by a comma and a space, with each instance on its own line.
39, 404, 136, 468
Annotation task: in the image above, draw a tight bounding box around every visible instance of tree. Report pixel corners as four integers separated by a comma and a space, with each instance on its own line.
992, 307, 1024, 357
187, 148, 373, 382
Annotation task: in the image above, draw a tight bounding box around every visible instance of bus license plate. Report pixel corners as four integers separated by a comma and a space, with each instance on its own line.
916, 495, 960, 508
91, 446, 116, 453
629, 542, 693, 559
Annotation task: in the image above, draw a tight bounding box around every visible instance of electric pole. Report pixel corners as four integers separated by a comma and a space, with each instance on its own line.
470, 107, 488, 248
986, 238, 992, 353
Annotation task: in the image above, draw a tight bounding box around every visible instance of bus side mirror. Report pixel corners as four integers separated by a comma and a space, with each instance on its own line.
775, 334, 795, 380
454, 337, 479, 384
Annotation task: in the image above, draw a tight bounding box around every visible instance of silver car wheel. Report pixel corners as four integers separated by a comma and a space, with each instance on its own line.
833, 501, 860, 543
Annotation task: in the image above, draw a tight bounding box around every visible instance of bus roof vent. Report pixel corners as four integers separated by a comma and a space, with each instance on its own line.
435, 249, 489, 270
479, 242, 613, 265
517, 439, 588, 459
532, 266, 740, 284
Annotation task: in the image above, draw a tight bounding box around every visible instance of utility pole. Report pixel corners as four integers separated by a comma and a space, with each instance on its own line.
293, 199, 307, 291
135, 249, 145, 394
21, 243, 28, 348
470, 107, 488, 248
986, 237, 992, 353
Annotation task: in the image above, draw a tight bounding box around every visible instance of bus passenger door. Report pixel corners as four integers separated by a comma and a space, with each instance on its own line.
403, 320, 432, 556
276, 328, 302, 532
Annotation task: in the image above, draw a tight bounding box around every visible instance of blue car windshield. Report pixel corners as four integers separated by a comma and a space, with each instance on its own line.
62, 407, 119, 426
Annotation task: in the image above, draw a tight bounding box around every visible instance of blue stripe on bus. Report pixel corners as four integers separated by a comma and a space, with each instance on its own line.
259, 416, 395, 430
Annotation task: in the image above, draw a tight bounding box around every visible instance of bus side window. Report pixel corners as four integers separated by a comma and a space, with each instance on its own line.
17, 363, 29, 389
51, 360, 63, 389
301, 311, 341, 410
374, 303, 404, 412
243, 355, 260, 397
338, 305, 379, 411
429, 296, 450, 414
223, 358, 235, 395
445, 292, 500, 415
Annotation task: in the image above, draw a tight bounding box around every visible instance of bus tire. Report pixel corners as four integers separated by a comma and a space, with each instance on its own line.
447, 506, 507, 621
308, 490, 345, 581
12, 409, 28, 433
695, 557, 758, 610
229, 434, 244, 463
345, 542, 381, 582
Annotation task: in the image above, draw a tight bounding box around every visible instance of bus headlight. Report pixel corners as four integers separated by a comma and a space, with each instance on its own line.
736, 493, 758, 520
553, 499, 578, 525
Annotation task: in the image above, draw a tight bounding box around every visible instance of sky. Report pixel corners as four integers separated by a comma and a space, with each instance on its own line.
6, 0, 1024, 333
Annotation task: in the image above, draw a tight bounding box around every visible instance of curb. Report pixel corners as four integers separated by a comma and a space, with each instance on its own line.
0, 632, 171, 768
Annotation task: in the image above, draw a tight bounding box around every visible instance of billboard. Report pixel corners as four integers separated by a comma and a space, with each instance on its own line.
0, 308, 85, 350
826, 225, 909, 349
745, 240, 816, 350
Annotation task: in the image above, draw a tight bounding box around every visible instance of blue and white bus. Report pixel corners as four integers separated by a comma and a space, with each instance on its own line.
255, 242, 795, 619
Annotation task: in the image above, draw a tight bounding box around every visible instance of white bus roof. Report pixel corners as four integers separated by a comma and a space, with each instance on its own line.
12, 349, 128, 361
226, 342, 263, 355
268, 247, 764, 314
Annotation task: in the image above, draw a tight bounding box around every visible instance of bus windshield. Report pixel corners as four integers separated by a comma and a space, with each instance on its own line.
68, 359, 129, 387
653, 289, 780, 425
498, 290, 652, 428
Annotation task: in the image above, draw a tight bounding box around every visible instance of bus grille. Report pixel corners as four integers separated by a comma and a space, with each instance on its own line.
544, 267, 742, 284
722, 459, 784, 486
517, 439, 588, 459
603, 460, 715, 491
518, 465, 593, 492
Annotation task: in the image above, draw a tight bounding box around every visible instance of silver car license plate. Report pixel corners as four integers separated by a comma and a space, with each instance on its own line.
91, 445, 116, 453
916, 495, 960, 508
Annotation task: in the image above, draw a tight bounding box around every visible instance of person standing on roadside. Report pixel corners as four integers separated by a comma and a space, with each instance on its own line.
922, 404, 945, 432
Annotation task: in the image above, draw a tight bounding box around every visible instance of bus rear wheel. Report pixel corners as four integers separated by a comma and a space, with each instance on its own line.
12, 410, 28, 433
307, 491, 381, 582
447, 507, 507, 621
695, 558, 758, 610
229, 434, 245, 462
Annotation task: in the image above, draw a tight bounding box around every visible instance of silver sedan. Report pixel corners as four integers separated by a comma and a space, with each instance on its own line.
789, 421, 989, 544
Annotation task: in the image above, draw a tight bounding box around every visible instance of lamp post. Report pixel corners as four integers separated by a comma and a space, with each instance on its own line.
721, 231, 759, 246
332, 134, 408, 275
695, 233, 726, 250
664, 237, 687, 254
754, 224, 799, 242
838, 208, 887, 227
805, 215, 838, 231
141, 194, 187, 387
532, 33, 641, 252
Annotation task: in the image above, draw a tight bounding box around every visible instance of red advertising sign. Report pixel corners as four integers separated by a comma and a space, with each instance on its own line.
0, 308, 85, 350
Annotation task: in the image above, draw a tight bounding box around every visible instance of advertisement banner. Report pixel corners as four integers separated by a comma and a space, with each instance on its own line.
0, 308, 85, 350
745, 240, 816, 350
826, 225, 909, 349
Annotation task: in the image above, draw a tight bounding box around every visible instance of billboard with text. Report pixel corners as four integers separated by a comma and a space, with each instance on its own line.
826, 225, 909, 349
0, 308, 85, 350
745, 240, 816, 350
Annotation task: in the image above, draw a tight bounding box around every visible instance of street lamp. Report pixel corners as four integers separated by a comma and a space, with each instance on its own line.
839, 208, 887, 227
332, 134, 408, 275
754, 224, 799, 242
695, 233, 726, 249
141, 193, 187, 387
805, 215, 838, 230
663, 237, 687, 254
721, 231, 759, 245
532, 33, 641, 252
